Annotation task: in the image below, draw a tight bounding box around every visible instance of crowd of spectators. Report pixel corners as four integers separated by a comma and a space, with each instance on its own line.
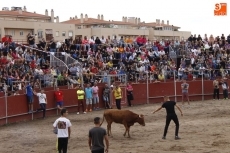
0, 33, 230, 96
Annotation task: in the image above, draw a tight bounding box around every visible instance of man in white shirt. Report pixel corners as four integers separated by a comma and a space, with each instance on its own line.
191, 47, 198, 56
53, 108, 72, 153
33, 89, 47, 119
100, 36, 106, 44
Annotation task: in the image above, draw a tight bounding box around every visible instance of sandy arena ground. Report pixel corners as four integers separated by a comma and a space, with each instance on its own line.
1, 99, 230, 153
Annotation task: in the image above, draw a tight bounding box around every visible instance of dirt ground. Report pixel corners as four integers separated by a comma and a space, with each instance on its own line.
1, 99, 230, 153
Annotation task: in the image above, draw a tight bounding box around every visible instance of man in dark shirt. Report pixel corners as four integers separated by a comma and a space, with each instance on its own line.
88, 117, 109, 153
152, 96, 183, 140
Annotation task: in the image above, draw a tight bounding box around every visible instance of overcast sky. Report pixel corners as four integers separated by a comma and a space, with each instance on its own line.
1, 0, 230, 37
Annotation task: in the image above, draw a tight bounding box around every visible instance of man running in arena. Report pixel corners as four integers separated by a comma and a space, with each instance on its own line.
152, 96, 183, 140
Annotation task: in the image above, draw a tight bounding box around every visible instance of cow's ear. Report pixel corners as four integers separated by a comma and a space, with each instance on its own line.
139, 114, 143, 118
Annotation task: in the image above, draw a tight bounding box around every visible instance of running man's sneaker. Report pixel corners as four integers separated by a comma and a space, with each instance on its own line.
162, 136, 166, 139
175, 136, 181, 140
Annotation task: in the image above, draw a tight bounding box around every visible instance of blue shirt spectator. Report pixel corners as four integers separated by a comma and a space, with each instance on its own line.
26, 84, 33, 97
85, 87, 93, 99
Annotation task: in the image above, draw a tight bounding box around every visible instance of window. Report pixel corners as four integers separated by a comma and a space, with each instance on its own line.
56, 31, 59, 37
10, 30, 15, 36
68, 31, 73, 37
62, 31, 66, 37
37, 30, 43, 39
19, 31, 23, 36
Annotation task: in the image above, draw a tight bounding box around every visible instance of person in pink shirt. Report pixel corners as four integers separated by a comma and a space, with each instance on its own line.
92, 82, 100, 110
126, 82, 134, 106
82, 36, 90, 52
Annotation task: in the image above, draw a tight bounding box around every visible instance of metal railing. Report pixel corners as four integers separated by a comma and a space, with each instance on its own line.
49, 52, 68, 72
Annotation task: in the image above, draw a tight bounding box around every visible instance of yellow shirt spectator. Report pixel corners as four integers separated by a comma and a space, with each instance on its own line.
107, 61, 113, 68
77, 90, 85, 100
158, 74, 165, 81
113, 87, 122, 99
125, 37, 133, 44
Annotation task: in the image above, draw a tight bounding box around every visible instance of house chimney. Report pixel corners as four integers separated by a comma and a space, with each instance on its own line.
23, 6, 27, 11
167, 20, 169, 25
97, 14, 100, 20
56, 16, 59, 23
80, 13, 83, 23
161, 20, 164, 25
70, 17, 72, 19
101, 14, 103, 20
45, 9, 48, 16
75, 15, 77, 19
85, 14, 88, 21
51, 9, 54, 22
135, 17, 137, 24
19, 9, 22, 14
138, 18, 140, 24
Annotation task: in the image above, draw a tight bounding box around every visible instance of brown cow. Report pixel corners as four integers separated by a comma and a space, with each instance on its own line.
100, 109, 145, 138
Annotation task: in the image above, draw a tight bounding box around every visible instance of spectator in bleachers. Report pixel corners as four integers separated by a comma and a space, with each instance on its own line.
27, 33, 36, 48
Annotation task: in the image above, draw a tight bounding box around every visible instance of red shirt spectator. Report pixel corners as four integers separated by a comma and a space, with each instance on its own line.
54, 90, 63, 102
82, 39, 89, 44
90, 66, 98, 74
30, 60, 36, 69
142, 37, 147, 44
2, 35, 12, 43
136, 36, 143, 44
0, 57, 8, 65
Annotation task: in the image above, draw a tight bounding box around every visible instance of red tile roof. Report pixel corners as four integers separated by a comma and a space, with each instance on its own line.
0, 10, 50, 19
62, 18, 137, 26
138, 22, 180, 28
62, 17, 180, 28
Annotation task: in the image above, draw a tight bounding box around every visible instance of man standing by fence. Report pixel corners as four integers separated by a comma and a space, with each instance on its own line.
181, 80, 190, 105
92, 83, 100, 110
85, 83, 93, 112
54, 88, 64, 111
213, 78, 220, 100
26, 82, 33, 113
76, 86, 86, 114
221, 79, 229, 99
33, 89, 47, 119
113, 84, 122, 109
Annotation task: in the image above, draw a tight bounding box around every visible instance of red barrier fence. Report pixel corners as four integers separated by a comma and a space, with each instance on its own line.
0, 80, 229, 126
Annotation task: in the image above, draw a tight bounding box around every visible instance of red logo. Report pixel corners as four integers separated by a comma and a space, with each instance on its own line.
214, 3, 227, 16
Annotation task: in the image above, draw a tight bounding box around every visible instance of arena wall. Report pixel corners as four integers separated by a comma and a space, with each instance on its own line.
0, 80, 228, 126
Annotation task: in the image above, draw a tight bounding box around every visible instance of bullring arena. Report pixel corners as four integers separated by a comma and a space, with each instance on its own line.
1, 98, 230, 153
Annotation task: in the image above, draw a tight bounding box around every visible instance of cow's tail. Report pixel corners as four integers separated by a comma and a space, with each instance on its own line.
100, 111, 105, 127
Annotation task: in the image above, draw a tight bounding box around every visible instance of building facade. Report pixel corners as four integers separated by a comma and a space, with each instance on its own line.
0, 6, 191, 43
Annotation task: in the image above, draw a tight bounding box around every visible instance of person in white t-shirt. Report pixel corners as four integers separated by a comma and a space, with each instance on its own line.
33, 89, 47, 119
53, 108, 72, 153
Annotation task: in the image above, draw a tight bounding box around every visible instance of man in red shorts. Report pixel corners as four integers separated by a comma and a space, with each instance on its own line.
54, 87, 64, 110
